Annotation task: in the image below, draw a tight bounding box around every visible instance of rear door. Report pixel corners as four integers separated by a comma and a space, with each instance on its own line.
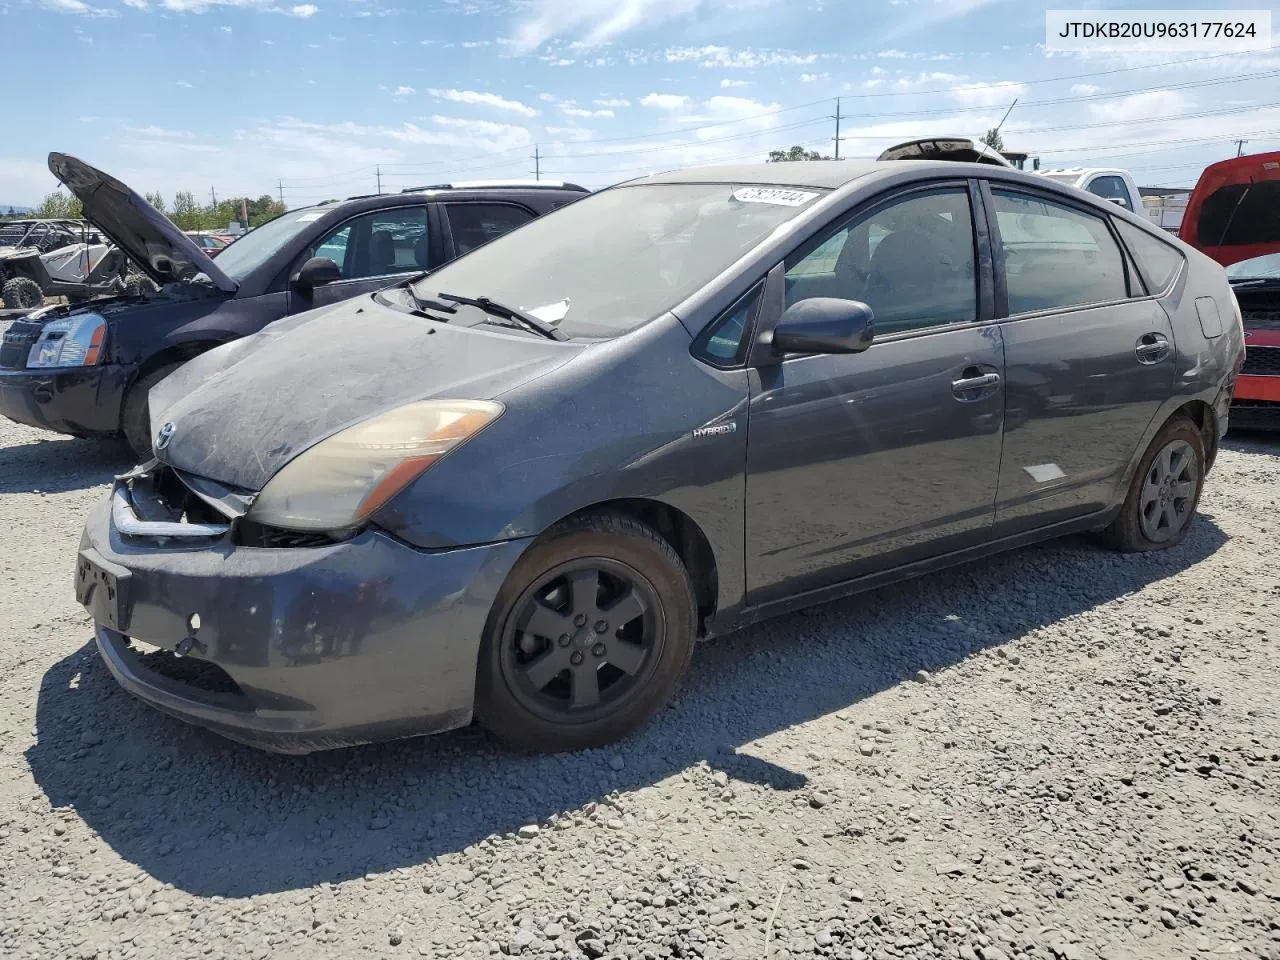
984, 183, 1175, 534
744, 181, 1006, 603
290, 203, 433, 312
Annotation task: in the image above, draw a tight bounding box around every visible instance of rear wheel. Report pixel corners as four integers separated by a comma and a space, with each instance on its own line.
120, 363, 183, 459
1099, 417, 1204, 552
2, 276, 43, 310
476, 512, 696, 752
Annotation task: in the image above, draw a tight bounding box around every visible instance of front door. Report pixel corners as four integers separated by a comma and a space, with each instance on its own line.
291, 204, 432, 312
985, 185, 1176, 534
745, 184, 1005, 604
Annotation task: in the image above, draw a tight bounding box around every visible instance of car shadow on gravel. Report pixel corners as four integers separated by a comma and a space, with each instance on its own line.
0, 435, 133, 494
27, 517, 1228, 899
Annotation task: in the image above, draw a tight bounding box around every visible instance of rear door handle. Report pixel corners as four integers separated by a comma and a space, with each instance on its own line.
952, 372, 1001, 392
1135, 333, 1171, 364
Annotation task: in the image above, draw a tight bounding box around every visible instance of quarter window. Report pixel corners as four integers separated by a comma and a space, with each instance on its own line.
991, 189, 1128, 315
1114, 218, 1184, 293
446, 203, 536, 256
695, 286, 762, 366
784, 188, 977, 335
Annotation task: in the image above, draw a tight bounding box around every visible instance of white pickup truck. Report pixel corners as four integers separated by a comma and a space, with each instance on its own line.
1037, 167, 1144, 214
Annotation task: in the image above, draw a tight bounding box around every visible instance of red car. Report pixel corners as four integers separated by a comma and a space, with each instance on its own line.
1181, 152, 1280, 429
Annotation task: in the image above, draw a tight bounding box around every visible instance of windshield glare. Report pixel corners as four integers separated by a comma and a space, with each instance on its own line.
1227, 252, 1280, 280
211, 207, 326, 282
412, 182, 826, 338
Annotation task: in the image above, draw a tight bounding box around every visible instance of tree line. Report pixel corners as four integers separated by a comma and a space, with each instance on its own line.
1, 189, 287, 232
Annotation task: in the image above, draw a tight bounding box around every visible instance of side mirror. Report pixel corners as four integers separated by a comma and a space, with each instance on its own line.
767, 298, 875, 356
291, 256, 342, 292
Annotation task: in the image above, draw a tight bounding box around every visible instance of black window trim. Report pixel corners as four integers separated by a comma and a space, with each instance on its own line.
440, 199, 539, 262
769, 177, 993, 348
1109, 213, 1187, 298
982, 180, 1145, 321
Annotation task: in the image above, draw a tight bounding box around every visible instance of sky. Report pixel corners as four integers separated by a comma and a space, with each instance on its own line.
2, 0, 1279, 209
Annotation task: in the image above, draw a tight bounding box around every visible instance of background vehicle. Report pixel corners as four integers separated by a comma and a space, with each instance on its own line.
77, 158, 1240, 756
184, 231, 232, 258
0, 218, 137, 309
1180, 150, 1280, 428
0, 153, 588, 455
1038, 167, 1144, 214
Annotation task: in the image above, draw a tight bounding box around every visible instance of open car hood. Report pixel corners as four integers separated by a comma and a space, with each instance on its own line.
877, 137, 1013, 167
1179, 151, 1280, 267
47, 152, 237, 293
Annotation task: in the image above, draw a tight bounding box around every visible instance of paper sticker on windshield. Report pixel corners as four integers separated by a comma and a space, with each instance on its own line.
527, 299, 570, 324
732, 187, 819, 207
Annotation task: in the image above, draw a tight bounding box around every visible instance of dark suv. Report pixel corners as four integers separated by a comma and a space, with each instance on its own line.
0, 154, 586, 454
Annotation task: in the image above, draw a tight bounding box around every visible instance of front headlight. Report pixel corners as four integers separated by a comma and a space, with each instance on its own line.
246, 399, 503, 532
27, 313, 107, 369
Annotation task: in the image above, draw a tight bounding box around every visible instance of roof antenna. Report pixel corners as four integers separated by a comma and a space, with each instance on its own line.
993, 98, 1018, 137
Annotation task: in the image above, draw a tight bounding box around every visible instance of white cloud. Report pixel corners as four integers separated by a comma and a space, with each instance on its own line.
426, 88, 538, 117
290, 3, 317, 15
1087, 90, 1190, 124
948, 80, 1024, 108
640, 92, 691, 111
594, 98, 630, 108
544, 125, 597, 141
562, 106, 613, 118
175, 80, 193, 87
41, 0, 118, 16
511, 0, 787, 52
800, 72, 829, 83
1070, 83, 1102, 96
122, 0, 148, 7
392, 85, 415, 97
117, 0, 323, 13
662, 44, 818, 68
885, 0, 1015, 38
218, 23, 231, 31
719, 78, 747, 88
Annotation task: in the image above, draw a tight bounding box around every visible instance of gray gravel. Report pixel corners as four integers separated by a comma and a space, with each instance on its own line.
1, 412, 1277, 960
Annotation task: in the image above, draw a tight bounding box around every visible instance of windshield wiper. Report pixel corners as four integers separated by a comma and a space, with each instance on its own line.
437, 291, 568, 341
1230, 276, 1280, 287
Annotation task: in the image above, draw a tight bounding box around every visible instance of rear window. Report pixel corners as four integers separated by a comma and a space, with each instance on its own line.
1114, 219, 1184, 293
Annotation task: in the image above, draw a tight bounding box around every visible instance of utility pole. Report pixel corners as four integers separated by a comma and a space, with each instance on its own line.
831, 98, 842, 160
532, 145, 541, 181
1235, 139, 1249, 156
277, 180, 284, 206
210, 186, 217, 207
376, 165, 383, 194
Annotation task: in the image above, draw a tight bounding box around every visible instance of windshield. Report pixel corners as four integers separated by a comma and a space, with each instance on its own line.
1227, 252, 1280, 280
411, 182, 826, 338
211, 207, 326, 281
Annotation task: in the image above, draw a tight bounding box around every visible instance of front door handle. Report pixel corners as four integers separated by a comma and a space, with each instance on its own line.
1135, 332, 1171, 364
952, 371, 1001, 393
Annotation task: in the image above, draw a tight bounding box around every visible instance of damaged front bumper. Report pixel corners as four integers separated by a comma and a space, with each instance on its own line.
77, 466, 529, 753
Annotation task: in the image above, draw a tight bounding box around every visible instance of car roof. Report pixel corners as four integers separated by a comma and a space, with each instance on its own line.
627, 161, 883, 189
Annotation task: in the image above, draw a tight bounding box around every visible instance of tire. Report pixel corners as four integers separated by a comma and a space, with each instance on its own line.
476, 511, 697, 752
2, 276, 44, 310
1099, 417, 1205, 552
120, 362, 184, 459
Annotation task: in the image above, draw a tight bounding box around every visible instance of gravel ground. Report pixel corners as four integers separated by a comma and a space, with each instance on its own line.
0, 411, 1277, 960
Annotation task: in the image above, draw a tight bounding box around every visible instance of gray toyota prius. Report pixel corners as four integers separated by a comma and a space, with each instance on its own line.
75, 159, 1243, 754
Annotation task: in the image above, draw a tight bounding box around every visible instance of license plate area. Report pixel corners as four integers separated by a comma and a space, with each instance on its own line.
75, 548, 132, 632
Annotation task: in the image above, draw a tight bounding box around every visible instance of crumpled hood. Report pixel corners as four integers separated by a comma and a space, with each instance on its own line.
48, 152, 236, 293
1180, 151, 1280, 267
148, 297, 581, 492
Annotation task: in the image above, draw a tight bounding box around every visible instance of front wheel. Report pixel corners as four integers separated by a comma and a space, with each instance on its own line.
1099, 417, 1205, 552
2, 276, 44, 310
476, 512, 697, 752
120, 363, 183, 459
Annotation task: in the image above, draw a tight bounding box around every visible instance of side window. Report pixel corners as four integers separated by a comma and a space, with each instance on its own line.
784, 187, 977, 335
1114, 218, 1185, 294
307, 206, 428, 281
1087, 176, 1133, 211
991, 189, 1128, 315
446, 203, 536, 256
695, 286, 762, 366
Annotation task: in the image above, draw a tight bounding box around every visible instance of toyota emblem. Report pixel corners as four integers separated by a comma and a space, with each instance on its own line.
155, 421, 176, 451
